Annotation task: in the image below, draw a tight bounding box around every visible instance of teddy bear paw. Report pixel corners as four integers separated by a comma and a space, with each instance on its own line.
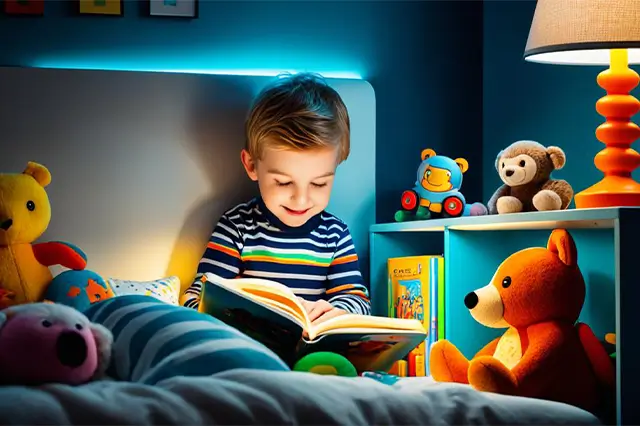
496, 196, 523, 214
468, 356, 518, 395
429, 340, 470, 384
533, 190, 562, 211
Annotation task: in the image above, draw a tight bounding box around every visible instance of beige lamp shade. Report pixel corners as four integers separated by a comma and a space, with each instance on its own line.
524, 0, 640, 65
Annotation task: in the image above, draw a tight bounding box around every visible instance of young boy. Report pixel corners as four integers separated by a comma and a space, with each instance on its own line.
181, 72, 371, 325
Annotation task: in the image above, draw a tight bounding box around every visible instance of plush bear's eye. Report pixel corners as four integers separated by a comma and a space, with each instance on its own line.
42, 319, 52, 327
519, 160, 526, 167
26, 200, 35, 211
501, 162, 505, 169
75, 324, 83, 331
502, 276, 512, 288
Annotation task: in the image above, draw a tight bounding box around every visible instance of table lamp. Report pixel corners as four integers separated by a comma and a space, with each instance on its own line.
523, 0, 640, 209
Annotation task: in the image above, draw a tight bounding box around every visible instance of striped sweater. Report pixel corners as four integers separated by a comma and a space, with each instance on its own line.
182, 197, 371, 315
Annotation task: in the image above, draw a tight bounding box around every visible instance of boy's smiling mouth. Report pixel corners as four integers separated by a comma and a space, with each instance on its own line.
283, 206, 310, 216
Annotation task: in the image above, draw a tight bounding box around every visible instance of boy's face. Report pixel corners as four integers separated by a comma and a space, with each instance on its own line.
241, 146, 338, 228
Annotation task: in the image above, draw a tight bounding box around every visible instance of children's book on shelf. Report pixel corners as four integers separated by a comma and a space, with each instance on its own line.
198, 273, 427, 373
387, 254, 445, 377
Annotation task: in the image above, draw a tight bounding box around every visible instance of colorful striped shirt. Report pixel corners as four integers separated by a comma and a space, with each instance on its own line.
182, 197, 371, 315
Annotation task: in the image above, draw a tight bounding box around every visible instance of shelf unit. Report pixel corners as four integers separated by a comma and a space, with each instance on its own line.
369, 207, 640, 426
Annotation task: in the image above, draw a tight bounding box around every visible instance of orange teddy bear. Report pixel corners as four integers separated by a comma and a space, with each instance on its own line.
429, 229, 614, 415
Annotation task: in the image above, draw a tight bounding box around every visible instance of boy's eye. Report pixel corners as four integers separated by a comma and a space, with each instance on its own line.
276, 181, 292, 187
311, 182, 327, 188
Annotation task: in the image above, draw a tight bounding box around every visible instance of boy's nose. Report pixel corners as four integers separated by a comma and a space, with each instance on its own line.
292, 189, 309, 204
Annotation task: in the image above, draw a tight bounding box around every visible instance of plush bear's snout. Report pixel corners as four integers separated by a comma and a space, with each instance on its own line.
0, 218, 12, 231
505, 169, 514, 177
464, 291, 478, 309
56, 330, 88, 368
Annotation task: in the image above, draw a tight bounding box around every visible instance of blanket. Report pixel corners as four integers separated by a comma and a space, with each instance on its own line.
0, 370, 600, 425
0, 296, 602, 425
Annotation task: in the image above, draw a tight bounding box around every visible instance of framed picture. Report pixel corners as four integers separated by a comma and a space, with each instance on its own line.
4, 0, 44, 15
78, 0, 123, 16
149, 0, 197, 18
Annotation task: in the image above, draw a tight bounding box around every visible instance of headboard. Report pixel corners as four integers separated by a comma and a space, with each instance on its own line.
0, 67, 376, 292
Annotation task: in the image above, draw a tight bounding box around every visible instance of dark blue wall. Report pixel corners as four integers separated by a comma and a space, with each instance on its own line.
483, 0, 640, 204
0, 0, 484, 224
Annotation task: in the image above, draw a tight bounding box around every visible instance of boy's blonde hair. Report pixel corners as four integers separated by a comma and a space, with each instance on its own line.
245, 72, 350, 163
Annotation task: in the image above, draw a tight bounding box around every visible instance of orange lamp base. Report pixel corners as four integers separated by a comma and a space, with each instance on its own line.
574, 176, 640, 208
575, 49, 640, 209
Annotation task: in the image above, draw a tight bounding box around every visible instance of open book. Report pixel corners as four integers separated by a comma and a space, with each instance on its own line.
199, 273, 427, 372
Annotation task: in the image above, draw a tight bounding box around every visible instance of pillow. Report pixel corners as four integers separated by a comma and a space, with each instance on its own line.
83, 295, 290, 384
106, 276, 181, 305
45, 269, 116, 310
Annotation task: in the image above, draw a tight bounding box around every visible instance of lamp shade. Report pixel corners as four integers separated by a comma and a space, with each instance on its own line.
524, 0, 640, 65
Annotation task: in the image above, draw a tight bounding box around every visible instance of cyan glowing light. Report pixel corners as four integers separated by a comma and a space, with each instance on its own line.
31, 61, 363, 80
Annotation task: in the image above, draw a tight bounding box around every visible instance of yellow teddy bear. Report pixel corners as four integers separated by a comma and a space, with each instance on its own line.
0, 162, 87, 306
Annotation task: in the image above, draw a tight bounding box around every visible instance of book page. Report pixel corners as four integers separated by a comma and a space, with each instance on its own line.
308, 314, 426, 340
204, 273, 311, 328
248, 293, 306, 326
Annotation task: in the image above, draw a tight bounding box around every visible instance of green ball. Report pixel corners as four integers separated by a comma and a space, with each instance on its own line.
293, 352, 358, 377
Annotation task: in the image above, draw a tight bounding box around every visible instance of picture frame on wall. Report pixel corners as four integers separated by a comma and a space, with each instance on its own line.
78, 0, 123, 16
149, 0, 197, 18
4, 0, 45, 15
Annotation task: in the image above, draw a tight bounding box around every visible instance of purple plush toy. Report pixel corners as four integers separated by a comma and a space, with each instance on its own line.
0, 302, 113, 386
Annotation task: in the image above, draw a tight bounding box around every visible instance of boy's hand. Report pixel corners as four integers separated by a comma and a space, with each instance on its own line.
299, 298, 348, 325
299, 299, 333, 322
313, 306, 348, 325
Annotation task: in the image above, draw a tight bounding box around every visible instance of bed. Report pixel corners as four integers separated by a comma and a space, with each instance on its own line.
0, 295, 603, 426
0, 370, 600, 425
0, 68, 604, 425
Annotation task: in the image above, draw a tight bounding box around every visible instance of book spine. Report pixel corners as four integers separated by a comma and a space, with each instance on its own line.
414, 355, 425, 377
408, 351, 417, 377
426, 256, 440, 376
397, 360, 408, 377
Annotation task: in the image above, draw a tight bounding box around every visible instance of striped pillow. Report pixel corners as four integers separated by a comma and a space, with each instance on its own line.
83, 295, 290, 384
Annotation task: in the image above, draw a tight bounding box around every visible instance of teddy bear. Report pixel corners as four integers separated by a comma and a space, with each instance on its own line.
429, 229, 614, 415
0, 302, 113, 385
0, 162, 89, 305
487, 140, 574, 214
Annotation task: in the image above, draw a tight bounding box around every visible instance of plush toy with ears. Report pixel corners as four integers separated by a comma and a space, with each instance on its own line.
429, 229, 614, 415
395, 148, 488, 221
0, 162, 88, 305
488, 141, 573, 214
0, 302, 113, 385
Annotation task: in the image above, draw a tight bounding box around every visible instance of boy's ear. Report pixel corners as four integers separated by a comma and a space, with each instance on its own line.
240, 149, 258, 181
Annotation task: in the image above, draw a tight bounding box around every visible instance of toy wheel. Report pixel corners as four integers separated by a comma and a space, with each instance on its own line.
400, 190, 419, 212
443, 196, 464, 218
293, 352, 357, 377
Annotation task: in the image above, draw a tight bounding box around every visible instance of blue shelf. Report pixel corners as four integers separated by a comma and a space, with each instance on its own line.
369, 207, 640, 425
370, 207, 640, 233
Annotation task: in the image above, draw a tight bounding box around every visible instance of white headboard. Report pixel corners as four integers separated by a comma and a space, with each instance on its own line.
0, 67, 376, 292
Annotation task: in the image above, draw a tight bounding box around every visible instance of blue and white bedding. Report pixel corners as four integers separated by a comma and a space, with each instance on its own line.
0, 296, 601, 425
0, 371, 601, 425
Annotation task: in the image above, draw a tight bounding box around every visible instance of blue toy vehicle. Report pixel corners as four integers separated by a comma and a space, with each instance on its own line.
395, 149, 487, 222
